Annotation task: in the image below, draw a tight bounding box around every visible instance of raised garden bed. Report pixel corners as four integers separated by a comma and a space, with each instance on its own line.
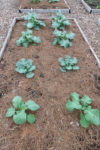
0, 16, 100, 149
19, 0, 70, 13
81, 0, 100, 13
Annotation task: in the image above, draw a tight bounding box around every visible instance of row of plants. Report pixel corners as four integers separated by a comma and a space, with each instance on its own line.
30, 0, 60, 4
85, 0, 100, 9
6, 11, 100, 128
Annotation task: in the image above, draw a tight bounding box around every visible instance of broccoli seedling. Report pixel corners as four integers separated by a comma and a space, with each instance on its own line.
51, 10, 71, 30
6, 96, 40, 125
16, 29, 41, 48
15, 58, 36, 78
53, 29, 75, 48
30, 0, 41, 3
23, 13, 46, 30
48, 0, 60, 3
66, 92, 100, 128
58, 55, 80, 72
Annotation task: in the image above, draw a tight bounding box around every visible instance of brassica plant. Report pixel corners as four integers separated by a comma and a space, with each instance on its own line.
53, 30, 75, 48
48, 0, 60, 3
15, 58, 36, 78
16, 29, 41, 47
6, 96, 40, 125
30, 0, 41, 3
66, 92, 100, 128
58, 55, 80, 72
23, 13, 46, 30
51, 10, 71, 30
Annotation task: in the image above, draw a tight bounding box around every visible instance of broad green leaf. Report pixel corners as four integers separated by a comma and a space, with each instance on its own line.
27, 114, 36, 124
26, 72, 34, 78
27, 22, 34, 28
66, 66, 72, 70
22, 42, 29, 48
81, 95, 92, 106
6, 107, 15, 117
52, 38, 58, 46
84, 108, 100, 126
25, 100, 40, 111
33, 36, 41, 43
13, 111, 26, 125
66, 99, 82, 112
16, 40, 21, 46
80, 113, 90, 128
28, 66, 36, 72
60, 67, 66, 72
71, 92, 80, 103
72, 66, 80, 70
58, 58, 66, 66
12, 96, 23, 109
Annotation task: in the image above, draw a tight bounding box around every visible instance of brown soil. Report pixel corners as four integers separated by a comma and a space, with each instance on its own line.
20, 0, 68, 9
0, 19, 100, 150
84, 0, 100, 9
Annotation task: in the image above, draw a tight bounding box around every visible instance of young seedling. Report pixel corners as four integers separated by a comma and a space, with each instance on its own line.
15, 58, 36, 78
66, 92, 100, 128
51, 10, 71, 30
23, 13, 46, 30
16, 29, 41, 48
48, 0, 60, 3
6, 96, 40, 125
53, 29, 75, 48
30, 0, 41, 3
58, 55, 80, 72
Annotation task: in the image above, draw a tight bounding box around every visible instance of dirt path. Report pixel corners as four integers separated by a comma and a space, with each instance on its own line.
0, 0, 100, 58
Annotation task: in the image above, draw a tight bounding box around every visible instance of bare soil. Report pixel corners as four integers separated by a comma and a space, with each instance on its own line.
0, 19, 100, 150
84, 0, 100, 9
20, 0, 68, 9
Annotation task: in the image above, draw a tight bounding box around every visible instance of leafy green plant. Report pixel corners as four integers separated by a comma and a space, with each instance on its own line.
15, 58, 36, 78
96, 5, 100, 9
48, 0, 60, 3
58, 55, 80, 72
6, 96, 40, 125
51, 10, 71, 30
30, 0, 41, 3
16, 29, 41, 48
23, 13, 46, 30
53, 29, 75, 48
66, 92, 100, 128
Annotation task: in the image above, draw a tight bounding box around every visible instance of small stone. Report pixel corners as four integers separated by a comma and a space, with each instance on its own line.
70, 121, 73, 125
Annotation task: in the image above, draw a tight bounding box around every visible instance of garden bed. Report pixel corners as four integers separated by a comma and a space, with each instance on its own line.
0, 17, 100, 150
19, 0, 70, 13
81, 0, 100, 13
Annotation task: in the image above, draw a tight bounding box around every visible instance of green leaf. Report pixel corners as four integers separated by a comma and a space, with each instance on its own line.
84, 108, 100, 126
72, 66, 80, 70
80, 113, 90, 128
28, 66, 36, 71
26, 100, 40, 111
81, 95, 92, 106
27, 114, 36, 124
27, 22, 34, 28
52, 38, 58, 46
33, 36, 41, 43
71, 92, 80, 103
60, 67, 66, 72
66, 99, 82, 112
58, 57, 66, 66
22, 42, 29, 48
6, 107, 15, 117
26, 72, 34, 78
12, 96, 23, 109
66, 66, 72, 70
13, 111, 26, 125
